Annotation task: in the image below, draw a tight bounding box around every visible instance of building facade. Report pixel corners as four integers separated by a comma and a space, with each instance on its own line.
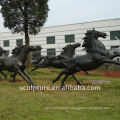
0, 18, 120, 56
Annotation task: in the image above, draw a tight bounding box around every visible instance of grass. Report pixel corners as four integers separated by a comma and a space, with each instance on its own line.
0, 68, 120, 120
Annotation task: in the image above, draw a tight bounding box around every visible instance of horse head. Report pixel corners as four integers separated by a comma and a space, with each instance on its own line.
61, 43, 80, 57
92, 28, 107, 39
17, 45, 41, 64
17, 45, 41, 53
28, 45, 42, 52
12, 46, 22, 57
71, 43, 81, 49
82, 29, 107, 48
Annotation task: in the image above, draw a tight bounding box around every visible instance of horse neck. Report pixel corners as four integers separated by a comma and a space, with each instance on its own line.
18, 47, 29, 64
84, 37, 97, 51
86, 34, 106, 51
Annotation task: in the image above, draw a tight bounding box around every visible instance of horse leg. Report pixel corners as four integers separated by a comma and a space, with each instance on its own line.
22, 70, 36, 87
0, 76, 2, 81
17, 69, 32, 86
52, 70, 67, 83
31, 66, 40, 71
11, 72, 17, 82
18, 69, 38, 90
0, 71, 7, 78
31, 64, 47, 71
72, 75, 82, 85
61, 74, 69, 89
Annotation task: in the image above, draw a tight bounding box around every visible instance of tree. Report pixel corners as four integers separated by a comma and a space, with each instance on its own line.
0, 0, 49, 67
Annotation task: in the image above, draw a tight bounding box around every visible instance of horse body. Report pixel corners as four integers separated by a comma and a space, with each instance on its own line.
73, 53, 103, 71
0, 56, 18, 71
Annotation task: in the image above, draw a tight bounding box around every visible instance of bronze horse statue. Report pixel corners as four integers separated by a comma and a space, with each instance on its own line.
0, 45, 41, 88
32, 43, 86, 85
52, 29, 120, 88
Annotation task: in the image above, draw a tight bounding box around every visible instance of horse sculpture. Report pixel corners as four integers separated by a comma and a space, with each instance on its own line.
32, 43, 80, 69
52, 29, 120, 88
0, 45, 41, 88
32, 43, 81, 66
32, 43, 86, 85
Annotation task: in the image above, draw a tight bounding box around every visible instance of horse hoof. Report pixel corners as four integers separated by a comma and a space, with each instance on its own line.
32, 86, 39, 91
77, 82, 82, 86
52, 80, 55, 84
31, 69, 34, 71
60, 85, 66, 90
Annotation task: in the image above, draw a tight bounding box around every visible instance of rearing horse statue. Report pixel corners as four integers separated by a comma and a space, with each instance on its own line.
52, 29, 120, 88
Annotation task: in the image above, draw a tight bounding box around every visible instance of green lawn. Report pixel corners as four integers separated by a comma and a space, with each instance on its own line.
0, 68, 120, 120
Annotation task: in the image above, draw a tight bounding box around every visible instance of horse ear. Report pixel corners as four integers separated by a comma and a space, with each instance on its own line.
93, 28, 95, 31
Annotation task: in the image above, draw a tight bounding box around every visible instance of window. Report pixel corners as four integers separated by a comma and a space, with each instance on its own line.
47, 48, 56, 56
110, 31, 120, 40
111, 46, 119, 49
4, 40, 9, 47
65, 34, 75, 43
16, 39, 23, 46
47, 36, 55, 44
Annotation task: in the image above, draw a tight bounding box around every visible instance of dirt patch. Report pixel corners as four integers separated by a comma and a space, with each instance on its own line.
103, 72, 120, 78
76, 71, 87, 76
76, 71, 120, 78
50, 70, 58, 73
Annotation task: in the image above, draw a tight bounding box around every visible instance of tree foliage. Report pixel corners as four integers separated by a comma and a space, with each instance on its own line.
0, 0, 49, 35
0, 0, 49, 67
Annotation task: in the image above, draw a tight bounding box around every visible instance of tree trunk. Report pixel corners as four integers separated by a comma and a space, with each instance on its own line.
25, 32, 31, 68
24, 2, 31, 68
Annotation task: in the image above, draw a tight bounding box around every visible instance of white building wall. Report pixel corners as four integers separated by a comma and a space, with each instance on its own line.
0, 18, 120, 56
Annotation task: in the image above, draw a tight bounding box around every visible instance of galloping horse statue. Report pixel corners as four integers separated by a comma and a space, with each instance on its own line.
0, 45, 41, 88
32, 43, 81, 66
52, 29, 120, 88
32, 43, 81, 69
32, 43, 86, 85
